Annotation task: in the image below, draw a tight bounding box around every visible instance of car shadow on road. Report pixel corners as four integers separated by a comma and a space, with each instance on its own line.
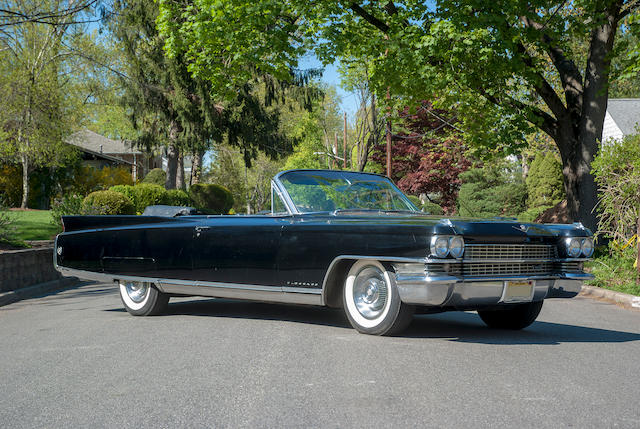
162, 298, 352, 329
133, 298, 640, 345
405, 312, 640, 345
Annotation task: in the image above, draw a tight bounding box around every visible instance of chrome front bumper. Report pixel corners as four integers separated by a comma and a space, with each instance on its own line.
394, 264, 592, 307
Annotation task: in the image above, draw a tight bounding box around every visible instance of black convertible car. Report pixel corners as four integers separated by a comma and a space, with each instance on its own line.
55, 169, 594, 335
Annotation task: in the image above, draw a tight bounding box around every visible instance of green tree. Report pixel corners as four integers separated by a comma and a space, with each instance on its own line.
110, 0, 223, 189
526, 151, 565, 209
0, 0, 88, 208
458, 161, 527, 218
159, 1, 640, 232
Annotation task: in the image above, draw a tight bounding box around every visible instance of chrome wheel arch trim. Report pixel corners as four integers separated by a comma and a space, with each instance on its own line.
320, 255, 428, 306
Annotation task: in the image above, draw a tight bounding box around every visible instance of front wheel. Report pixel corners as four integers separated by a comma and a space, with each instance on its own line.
119, 281, 169, 316
342, 260, 414, 336
477, 300, 544, 330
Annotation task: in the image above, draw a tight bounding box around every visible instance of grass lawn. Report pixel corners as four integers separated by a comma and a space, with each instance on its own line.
9, 210, 61, 241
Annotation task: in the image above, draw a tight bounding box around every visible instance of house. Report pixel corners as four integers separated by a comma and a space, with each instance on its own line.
602, 98, 640, 144
65, 129, 160, 181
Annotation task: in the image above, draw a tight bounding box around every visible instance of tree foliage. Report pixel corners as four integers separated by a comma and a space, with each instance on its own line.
592, 135, 640, 242
525, 151, 564, 209
371, 103, 471, 214
158, 0, 640, 232
458, 161, 527, 218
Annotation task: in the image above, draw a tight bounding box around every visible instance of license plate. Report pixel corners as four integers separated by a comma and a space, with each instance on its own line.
503, 280, 534, 303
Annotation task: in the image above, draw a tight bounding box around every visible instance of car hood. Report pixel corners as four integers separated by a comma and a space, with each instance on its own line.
320, 211, 590, 243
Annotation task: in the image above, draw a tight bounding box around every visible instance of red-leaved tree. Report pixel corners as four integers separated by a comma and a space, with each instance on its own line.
373, 103, 471, 214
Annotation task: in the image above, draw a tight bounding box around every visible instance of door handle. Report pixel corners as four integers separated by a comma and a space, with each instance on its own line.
195, 226, 210, 237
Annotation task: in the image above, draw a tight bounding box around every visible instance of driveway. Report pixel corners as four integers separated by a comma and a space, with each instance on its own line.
1, 282, 639, 428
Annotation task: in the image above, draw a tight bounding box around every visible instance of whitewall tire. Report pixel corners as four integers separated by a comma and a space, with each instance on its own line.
119, 281, 169, 316
342, 260, 414, 335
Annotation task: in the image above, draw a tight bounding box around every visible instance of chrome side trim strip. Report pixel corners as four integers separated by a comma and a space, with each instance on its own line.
53, 266, 322, 306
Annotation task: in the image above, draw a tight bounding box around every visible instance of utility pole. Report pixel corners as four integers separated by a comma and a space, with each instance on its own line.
386, 89, 392, 178
386, 120, 392, 178
333, 132, 338, 169
343, 112, 347, 169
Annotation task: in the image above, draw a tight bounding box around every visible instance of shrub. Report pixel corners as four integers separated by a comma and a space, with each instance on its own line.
0, 165, 22, 207
189, 183, 234, 214
518, 205, 555, 223
110, 183, 168, 213
83, 190, 135, 215
586, 242, 640, 296
407, 195, 444, 215
457, 161, 527, 218
592, 134, 640, 242
142, 168, 166, 187
0, 205, 17, 245
50, 194, 86, 227
421, 201, 444, 215
165, 189, 190, 206
72, 165, 133, 195
525, 151, 564, 208
407, 195, 421, 208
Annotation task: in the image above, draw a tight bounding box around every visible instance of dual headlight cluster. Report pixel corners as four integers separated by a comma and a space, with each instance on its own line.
564, 237, 594, 258
430, 235, 464, 259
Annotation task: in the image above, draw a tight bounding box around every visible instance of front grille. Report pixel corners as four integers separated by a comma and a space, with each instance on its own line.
464, 244, 557, 260
555, 261, 583, 273
463, 262, 555, 277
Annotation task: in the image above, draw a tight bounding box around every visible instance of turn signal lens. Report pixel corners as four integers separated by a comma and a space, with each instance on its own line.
565, 237, 582, 258
431, 236, 450, 258
581, 237, 595, 257
449, 236, 465, 258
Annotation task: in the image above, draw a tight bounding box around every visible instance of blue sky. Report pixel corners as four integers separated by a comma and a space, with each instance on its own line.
298, 55, 359, 122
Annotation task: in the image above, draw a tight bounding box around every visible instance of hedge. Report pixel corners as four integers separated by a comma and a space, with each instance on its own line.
141, 168, 166, 186
83, 190, 135, 215
110, 183, 168, 213
189, 183, 234, 214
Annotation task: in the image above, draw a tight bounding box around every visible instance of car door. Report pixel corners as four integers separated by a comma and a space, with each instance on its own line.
191, 216, 284, 287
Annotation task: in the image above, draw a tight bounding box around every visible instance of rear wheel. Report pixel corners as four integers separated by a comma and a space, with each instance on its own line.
342, 260, 414, 336
477, 300, 544, 330
119, 281, 169, 316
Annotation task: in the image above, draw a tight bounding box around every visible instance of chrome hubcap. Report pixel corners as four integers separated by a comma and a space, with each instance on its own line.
125, 281, 148, 303
353, 267, 388, 319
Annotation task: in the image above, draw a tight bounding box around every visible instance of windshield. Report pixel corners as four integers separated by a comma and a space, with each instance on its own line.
277, 170, 418, 213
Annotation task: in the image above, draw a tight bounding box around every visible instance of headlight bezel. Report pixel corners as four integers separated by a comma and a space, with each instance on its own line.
581, 237, 595, 257
430, 235, 465, 259
449, 236, 465, 259
563, 236, 594, 258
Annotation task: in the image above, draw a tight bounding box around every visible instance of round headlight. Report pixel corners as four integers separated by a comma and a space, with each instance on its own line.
449, 236, 465, 258
565, 237, 582, 258
581, 237, 594, 257
431, 236, 450, 258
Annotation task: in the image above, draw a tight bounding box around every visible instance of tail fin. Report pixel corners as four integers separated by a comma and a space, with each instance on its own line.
61, 216, 182, 232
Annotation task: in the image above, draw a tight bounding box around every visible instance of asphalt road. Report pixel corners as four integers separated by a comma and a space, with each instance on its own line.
1, 283, 639, 428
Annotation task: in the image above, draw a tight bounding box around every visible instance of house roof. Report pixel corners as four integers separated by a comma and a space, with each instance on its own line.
607, 99, 640, 136
65, 129, 142, 155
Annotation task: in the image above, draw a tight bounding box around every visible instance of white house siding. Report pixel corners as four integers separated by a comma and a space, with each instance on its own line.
601, 110, 624, 145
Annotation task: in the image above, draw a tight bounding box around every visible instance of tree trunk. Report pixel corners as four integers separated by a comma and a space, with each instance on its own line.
165, 120, 179, 189
176, 150, 185, 190
554, 8, 619, 234
165, 144, 178, 189
20, 155, 29, 209
560, 148, 598, 232
191, 150, 204, 185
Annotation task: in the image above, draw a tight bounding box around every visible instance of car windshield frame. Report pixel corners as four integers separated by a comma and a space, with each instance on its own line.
272, 170, 419, 214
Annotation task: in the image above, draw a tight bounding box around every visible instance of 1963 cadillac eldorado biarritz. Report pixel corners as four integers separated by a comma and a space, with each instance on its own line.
54, 169, 594, 335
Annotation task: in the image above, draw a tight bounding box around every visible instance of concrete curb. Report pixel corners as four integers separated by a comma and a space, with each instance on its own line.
0, 277, 80, 308
579, 285, 640, 311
